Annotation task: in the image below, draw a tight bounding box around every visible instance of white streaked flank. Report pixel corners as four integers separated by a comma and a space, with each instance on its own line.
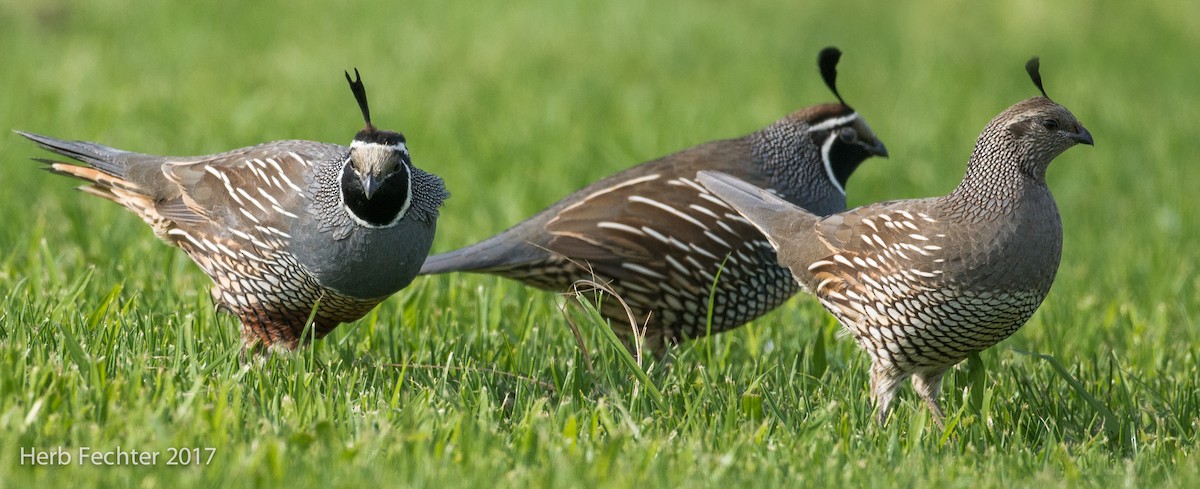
554, 174, 661, 218
641, 226, 670, 244
703, 230, 731, 248
628, 196, 709, 230
672, 177, 708, 193
267, 158, 304, 192
688, 242, 718, 260
236, 187, 269, 213
238, 207, 261, 224
665, 237, 690, 253
816, 277, 837, 292
596, 221, 646, 236
272, 205, 298, 219
808, 259, 835, 270
621, 262, 666, 279
664, 255, 690, 275
228, 228, 253, 241
698, 192, 733, 209
288, 152, 310, 168
167, 228, 203, 247
722, 212, 751, 225
715, 220, 736, 234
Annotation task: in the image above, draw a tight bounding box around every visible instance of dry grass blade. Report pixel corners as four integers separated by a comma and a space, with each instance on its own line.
565, 277, 665, 406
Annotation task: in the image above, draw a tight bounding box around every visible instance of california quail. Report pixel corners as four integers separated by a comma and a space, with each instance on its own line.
697, 57, 1092, 424
421, 47, 887, 354
19, 69, 449, 351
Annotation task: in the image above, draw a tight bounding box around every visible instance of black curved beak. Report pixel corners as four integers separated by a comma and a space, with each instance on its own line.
868, 139, 889, 158
361, 173, 381, 199
1072, 125, 1094, 146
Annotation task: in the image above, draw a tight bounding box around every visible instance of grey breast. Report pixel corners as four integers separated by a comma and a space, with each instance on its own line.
287, 145, 443, 300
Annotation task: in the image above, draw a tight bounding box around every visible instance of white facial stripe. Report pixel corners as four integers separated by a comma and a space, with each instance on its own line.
806, 112, 860, 134
396, 163, 413, 224
821, 132, 846, 196
350, 140, 409, 155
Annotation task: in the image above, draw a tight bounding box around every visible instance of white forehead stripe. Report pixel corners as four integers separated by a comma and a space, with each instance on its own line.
806, 112, 860, 133
350, 140, 409, 154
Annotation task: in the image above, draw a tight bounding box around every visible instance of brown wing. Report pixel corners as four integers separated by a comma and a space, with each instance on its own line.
801, 199, 951, 326
158, 141, 335, 235
541, 138, 770, 282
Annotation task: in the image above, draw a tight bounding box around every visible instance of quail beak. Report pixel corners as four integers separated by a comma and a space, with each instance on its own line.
1071, 125, 1095, 146
868, 140, 889, 158
361, 173, 382, 199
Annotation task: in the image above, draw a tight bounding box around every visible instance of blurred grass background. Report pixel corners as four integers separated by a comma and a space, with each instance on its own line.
1, 0, 1198, 487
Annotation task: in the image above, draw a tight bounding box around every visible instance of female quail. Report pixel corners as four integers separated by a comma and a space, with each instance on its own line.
697, 58, 1093, 424
420, 47, 888, 354
20, 70, 449, 351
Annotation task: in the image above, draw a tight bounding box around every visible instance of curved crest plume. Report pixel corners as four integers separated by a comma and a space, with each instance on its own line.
818, 47, 848, 107
1025, 57, 1048, 98
345, 68, 374, 129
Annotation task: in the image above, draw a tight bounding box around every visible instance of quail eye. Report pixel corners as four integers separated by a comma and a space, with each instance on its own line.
1042, 119, 1059, 130
838, 127, 857, 142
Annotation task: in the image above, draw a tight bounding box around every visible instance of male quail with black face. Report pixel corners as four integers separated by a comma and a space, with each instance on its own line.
698, 58, 1092, 424
19, 70, 449, 351
420, 47, 887, 354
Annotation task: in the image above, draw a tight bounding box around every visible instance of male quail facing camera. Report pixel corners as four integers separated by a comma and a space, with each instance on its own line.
19, 70, 448, 351
421, 48, 887, 355
698, 58, 1092, 424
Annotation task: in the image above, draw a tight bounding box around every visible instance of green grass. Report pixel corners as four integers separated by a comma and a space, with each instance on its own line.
2, 0, 1198, 487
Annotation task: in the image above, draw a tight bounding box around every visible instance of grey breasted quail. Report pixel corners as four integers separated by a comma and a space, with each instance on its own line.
421, 47, 887, 354
697, 58, 1093, 424
19, 70, 449, 351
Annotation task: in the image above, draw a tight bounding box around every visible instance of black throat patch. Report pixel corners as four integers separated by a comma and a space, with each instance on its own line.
826, 138, 871, 190
340, 159, 411, 227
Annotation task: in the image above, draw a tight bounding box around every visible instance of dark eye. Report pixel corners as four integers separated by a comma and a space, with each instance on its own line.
838, 127, 857, 142
1042, 119, 1059, 130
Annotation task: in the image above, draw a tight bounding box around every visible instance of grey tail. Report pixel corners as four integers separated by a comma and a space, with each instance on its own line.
15, 130, 132, 178
419, 230, 549, 275
695, 170, 817, 250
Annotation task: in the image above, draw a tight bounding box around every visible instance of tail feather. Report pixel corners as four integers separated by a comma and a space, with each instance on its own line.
20, 130, 179, 235
44, 161, 148, 194
54, 165, 169, 234
420, 231, 550, 275
695, 170, 818, 251
16, 130, 133, 179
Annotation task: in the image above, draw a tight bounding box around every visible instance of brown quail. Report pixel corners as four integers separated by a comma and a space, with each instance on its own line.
420, 47, 887, 354
697, 57, 1093, 423
19, 70, 449, 351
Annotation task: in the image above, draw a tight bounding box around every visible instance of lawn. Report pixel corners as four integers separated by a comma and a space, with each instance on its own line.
1, 0, 1198, 487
